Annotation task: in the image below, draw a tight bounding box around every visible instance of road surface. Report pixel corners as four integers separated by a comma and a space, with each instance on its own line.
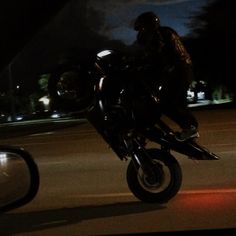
0, 108, 236, 235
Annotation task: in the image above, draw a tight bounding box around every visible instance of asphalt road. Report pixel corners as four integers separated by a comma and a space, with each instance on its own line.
0, 108, 236, 235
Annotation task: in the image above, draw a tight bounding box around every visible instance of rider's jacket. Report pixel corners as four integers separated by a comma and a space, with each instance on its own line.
161, 26, 192, 65
134, 25, 194, 89
139, 26, 192, 72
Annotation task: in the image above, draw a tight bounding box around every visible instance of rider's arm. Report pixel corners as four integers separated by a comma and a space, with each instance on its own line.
164, 27, 192, 65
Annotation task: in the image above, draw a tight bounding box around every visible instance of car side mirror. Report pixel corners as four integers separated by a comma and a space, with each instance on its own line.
0, 145, 39, 212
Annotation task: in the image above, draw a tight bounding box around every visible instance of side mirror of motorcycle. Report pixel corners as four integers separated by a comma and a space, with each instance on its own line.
0, 145, 39, 212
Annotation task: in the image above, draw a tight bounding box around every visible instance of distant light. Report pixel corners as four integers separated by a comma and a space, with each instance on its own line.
187, 90, 194, 97
197, 91, 205, 100
39, 96, 50, 106
16, 116, 23, 121
97, 50, 112, 58
0, 153, 7, 165
51, 113, 60, 119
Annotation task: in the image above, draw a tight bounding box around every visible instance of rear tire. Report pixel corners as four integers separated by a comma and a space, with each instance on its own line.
126, 148, 182, 203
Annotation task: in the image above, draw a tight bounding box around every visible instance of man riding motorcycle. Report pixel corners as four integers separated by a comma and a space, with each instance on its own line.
47, 17, 220, 203
132, 11, 199, 141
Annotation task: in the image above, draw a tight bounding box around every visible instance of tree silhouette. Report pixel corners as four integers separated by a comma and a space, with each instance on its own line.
187, 0, 236, 102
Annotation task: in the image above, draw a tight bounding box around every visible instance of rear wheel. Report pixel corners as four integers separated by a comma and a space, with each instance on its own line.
126, 148, 182, 203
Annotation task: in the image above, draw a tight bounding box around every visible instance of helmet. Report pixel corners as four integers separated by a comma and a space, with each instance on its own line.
134, 11, 160, 31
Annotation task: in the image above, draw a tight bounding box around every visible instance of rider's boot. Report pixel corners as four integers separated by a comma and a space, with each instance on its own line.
176, 125, 199, 142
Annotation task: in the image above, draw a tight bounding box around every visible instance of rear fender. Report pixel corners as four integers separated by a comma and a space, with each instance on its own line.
141, 127, 220, 160
187, 141, 220, 160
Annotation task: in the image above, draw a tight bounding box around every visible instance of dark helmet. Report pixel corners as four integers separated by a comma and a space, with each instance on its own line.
134, 11, 160, 31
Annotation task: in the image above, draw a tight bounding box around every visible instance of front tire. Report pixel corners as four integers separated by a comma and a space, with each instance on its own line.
126, 148, 182, 203
48, 65, 94, 113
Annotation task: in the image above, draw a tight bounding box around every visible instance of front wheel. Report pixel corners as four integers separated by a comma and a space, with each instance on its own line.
126, 148, 182, 203
48, 65, 94, 113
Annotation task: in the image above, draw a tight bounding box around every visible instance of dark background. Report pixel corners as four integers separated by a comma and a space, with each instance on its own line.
0, 0, 235, 119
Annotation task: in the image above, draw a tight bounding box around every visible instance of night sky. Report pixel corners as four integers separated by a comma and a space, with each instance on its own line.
88, 0, 211, 44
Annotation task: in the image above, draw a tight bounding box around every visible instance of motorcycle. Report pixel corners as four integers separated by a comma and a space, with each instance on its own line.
48, 49, 220, 203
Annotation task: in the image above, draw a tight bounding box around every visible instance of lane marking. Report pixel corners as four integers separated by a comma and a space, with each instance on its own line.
180, 188, 236, 194
30, 132, 55, 136
70, 189, 236, 199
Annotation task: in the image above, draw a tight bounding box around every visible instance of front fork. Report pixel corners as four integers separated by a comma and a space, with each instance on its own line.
125, 137, 156, 177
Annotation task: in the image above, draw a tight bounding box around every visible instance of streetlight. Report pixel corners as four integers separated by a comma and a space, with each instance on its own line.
8, 62, 16, 122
